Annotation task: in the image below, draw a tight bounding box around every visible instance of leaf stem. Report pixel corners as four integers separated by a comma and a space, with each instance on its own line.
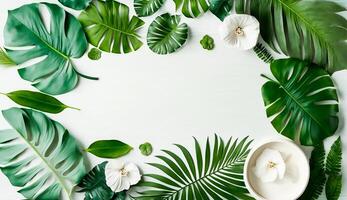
75, 70, 99, 80
261, 74, 277, 82
66, 105, 81, 111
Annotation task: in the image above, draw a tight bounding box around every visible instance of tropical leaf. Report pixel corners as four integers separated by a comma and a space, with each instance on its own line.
79, 0, 145, 54
88, 48, 102, 60
78, 161, 114, 200
209, 0, 233, 21
134, 0, 166, 17
0, 90, 79, 114
135, 135, 254, 200
299, 143, 326, 200
147, 13, 189, 54
253, 43, 274, 64
173, 0, 209, 18
0, 47, 16, 66
261, 58, 339, 146
0, 107, 86, 200
86, 140, 133, 158
235, 0, 347, 74
325, 174, 342, 200
326, 137, 342, 175
4, 3, 96, 95
58, 0, 92, 10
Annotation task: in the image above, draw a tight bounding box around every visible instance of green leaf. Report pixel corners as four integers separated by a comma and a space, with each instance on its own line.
299, 143, 326, 200
325, 174, 342, 200
112, 191, 126, 200
134, 135, 254, 199
0, 107, 86, 200
78, 161, 114, 200
173, 0, 209, 18
261, 58, 339, 146
4, 3, 96, 95
1, 90, 79, 114
326, 137, 342, 175
235, 0, 347, 74
0, 47, 16, 66
79, 0, 145, 54
147, 13, 189, 54
253, 43, 274, 64
200, 35, 214, 50
139, 142, 153, 156
58, 0, 92, 10
86, 140, 133, 158
134, 0, 166, 17
88, 48, 102, 60
209, 0, 233, 21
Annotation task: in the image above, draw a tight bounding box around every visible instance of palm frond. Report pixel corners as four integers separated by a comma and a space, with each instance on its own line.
253, 43, 274, 64
326, 137, 342, 175
134, 135, 254, 200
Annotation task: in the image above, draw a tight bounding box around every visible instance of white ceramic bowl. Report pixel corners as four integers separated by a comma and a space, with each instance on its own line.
244, 138, 310, 200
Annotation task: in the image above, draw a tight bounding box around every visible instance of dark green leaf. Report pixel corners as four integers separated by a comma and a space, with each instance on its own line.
78, 162, 114, 200
111, 191, 126, 200
261, 58, 339, 146
0, 107, 86, 199
86, 140, 133, 158
174, 0, 209, 18
236, 0, 347, 74
147, 13, 189, 54
79, 0, 145, 54
0, 47, 16, 66
4, 3, 96, 95
1, 90, 79, 114
139, 142, 153, 156
200, 35, 214, 50
325, 174, 342, 200
134, 0, 166, 17
253, 43, 274, 64
209, 0, 233, 21
326, 137, 342, 175
88, 48, 102, 60
58, 0, 92, 10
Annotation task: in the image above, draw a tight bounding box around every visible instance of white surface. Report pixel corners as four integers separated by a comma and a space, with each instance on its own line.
0, 0, 346, 199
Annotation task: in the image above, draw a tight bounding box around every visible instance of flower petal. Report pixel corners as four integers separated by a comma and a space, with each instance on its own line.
125, 163, 142, 185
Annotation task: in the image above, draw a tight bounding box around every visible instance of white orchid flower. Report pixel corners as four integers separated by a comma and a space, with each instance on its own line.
105, 161, 141, 193
219, 14, 260, 50
253, 148, 286, 183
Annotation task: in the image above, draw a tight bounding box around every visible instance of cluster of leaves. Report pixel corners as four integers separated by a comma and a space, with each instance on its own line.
299, 137, 343, 200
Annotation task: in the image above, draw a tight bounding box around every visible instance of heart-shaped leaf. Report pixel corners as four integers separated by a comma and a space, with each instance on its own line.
261, 58, 339, 146
0, 107, 86, 199
134, 0, 166, 17
79, 0, 145, 54
86, 140, 133, 158
58, 0, 92, 10
147, 13, 189, 54
4, 3, 95, 95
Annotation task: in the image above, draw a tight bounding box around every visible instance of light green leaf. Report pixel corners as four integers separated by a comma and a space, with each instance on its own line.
0, 47, 16, 66
135, 135, 254, 199
147, 13, 189, 54
58, 0, 92, 10
78, 161, 114, 200
325, 174, 342, 200
86, 140, 133, 158
139, 142, 153, 156
79, 0, 145, 54
173, 0, 209, 18
1, 90, 79, 114
236, 0, 347, 74
4, 3, 96, 95
326, 137, 342, 175
134, 0, 166, 17
261, 58, 339, 146
209, 0, 233, 21
88, 48, 102, 60
0, 107, 86, 200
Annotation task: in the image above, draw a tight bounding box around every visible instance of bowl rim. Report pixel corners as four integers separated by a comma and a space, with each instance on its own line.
243, 138, 310, 200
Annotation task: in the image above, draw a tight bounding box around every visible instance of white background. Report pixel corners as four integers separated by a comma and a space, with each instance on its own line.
0, 0, 346, 199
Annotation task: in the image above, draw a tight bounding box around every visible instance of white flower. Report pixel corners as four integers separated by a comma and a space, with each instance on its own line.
219, 14, 260, 50
105, 161, 141, 193
253, 148, 286, 183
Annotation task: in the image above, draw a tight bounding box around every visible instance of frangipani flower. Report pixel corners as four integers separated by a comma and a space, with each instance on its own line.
105, 161, 141, 193
219, 14, 260, 50
253, 148, 286, 183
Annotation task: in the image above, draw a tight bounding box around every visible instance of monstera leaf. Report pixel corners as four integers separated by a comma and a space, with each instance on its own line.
134, 0, 166, 17
235, 0, 347, 74
174, 0, 209, 18
147, 13, 189, 54
0, 108, 86, 200
58, 0, 92, 10
135, 135, 254, 199
4, 3, 95, 95
209, 0, 233, 21
79, 0, 145, 54
261, 59, 339, 146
